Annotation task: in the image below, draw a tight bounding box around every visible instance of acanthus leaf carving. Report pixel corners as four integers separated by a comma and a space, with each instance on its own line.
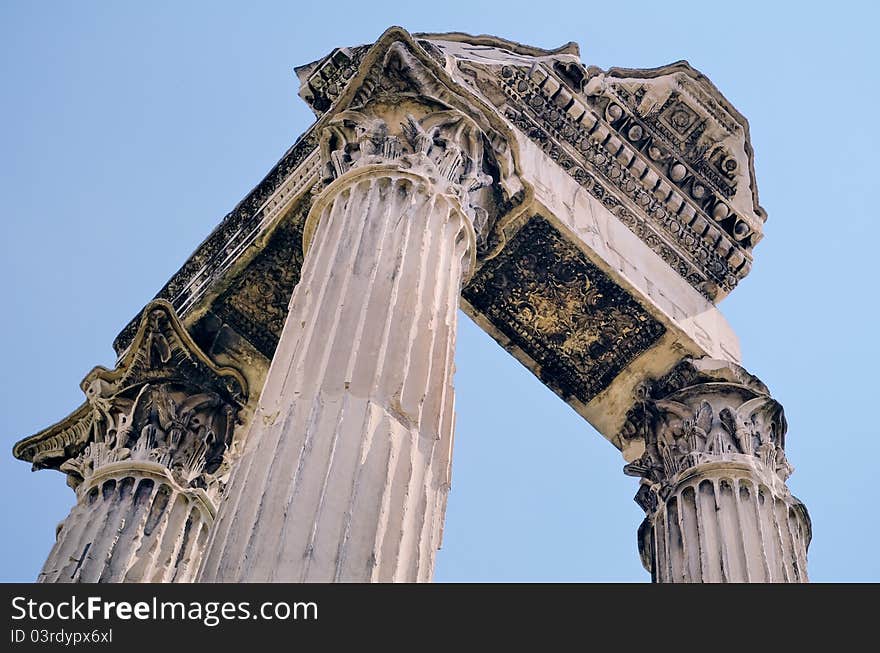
13, 301, 248, 499
316, 106, 496, 248
620, 357, 793, 513
301, 31, 529, 262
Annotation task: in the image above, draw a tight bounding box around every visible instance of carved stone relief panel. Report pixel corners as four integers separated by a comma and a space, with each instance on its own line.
211, 209, 308, 359
463, 216, 666, 404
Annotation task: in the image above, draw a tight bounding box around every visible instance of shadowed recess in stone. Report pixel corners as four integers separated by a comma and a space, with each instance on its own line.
210, 213, 307, 359
463, 216, 666, 404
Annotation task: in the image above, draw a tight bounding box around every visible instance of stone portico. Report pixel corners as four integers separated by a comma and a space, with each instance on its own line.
13, 27, 809, 582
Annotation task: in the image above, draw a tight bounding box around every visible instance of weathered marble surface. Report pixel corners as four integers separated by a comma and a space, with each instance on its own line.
14, 302, 246, 582
620, 358, 810, 582
199, 102, 485, 581
108, 27, 750, 445
14, 27, 807, 583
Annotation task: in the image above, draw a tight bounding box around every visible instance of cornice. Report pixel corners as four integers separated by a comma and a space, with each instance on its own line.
413, 31, 580, 58
491, 60, 760, 299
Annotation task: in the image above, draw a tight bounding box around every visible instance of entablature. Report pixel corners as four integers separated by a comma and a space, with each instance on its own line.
106, 27, 761, 449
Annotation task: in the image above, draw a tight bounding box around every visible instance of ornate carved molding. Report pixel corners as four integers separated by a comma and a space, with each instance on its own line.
14, 301, 247, 497
296, 46, 370, 115
598, 62, 765, 224
463, 216, 666, 404
416, 36, 765, 300
305, 107, 494, 253
296, 29, 531, 262
211, 205, 309, 359
496, 64, 756, 300
618, 357, 792, 513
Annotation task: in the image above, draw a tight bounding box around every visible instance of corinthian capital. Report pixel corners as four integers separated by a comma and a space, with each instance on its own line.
619, 357, 792, 512
296, 29, 529, 260
13, 301, 248, 499
318, 108, 493, 230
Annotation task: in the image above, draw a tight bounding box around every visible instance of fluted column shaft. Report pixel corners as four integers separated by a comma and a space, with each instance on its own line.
39, 463, 214, 583
640, 461, 810, 583
199, 163, 474, 582
14, 301, 245, 584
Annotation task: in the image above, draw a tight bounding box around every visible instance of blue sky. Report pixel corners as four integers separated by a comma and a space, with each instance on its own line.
2, 1, 877, 582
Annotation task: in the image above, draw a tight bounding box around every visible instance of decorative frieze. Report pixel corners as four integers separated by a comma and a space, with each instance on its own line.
297, 46, 369, 115
211, 207, 309, 359
496, 63, 756, 299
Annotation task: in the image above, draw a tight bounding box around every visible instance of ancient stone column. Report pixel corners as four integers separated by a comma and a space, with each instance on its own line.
39, 463, 215, 584
198, 106, 492, 582
619, 358, 811, 582
13, 302, 247, 583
